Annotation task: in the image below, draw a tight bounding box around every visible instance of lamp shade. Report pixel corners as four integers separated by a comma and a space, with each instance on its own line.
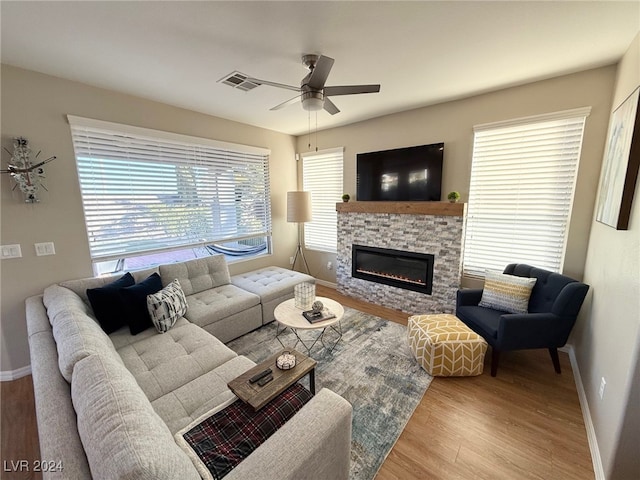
287, 191, 312, 223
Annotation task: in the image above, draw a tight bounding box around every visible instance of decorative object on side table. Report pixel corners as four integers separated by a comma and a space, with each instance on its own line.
447, 191, 460, 203
276, 351, 297, 370
294, 281, 315, 310
596, 86, 640, 230
341, 193, 350, 202
1, 137, 57, 203
303, 307, 336, 324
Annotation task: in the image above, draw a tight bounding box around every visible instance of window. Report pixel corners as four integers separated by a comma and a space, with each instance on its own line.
463, 107, 590, 277
68, 116, 271, 273
302, 148, 344, 252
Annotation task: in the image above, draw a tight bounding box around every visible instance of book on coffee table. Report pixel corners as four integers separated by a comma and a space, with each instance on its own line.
302, 308, 336, 324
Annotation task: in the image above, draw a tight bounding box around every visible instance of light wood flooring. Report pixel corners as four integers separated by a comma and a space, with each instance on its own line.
0, 285, 594, 480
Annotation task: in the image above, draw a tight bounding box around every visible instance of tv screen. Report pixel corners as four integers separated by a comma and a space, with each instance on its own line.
356, 143, 444, 201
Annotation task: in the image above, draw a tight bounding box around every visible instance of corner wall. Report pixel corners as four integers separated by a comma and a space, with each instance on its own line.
573, 33, 640, 479
0, 65, 298, 374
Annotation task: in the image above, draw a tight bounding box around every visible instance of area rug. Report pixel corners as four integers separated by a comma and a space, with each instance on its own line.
227, 307, 433, 480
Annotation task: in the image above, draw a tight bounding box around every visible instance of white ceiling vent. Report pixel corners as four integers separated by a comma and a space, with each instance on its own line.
218, 72, 260, 92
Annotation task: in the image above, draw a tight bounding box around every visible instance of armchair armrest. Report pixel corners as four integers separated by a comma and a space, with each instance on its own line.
456, 289, 483, 308
551, 282, 589, 317
497, 312, 574, 350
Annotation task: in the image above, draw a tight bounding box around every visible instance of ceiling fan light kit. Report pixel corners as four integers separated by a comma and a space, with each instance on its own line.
231, 53, 380, 115
301, 91, 324, 111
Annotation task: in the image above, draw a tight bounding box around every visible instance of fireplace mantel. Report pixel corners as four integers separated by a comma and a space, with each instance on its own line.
336, 201, 465, 217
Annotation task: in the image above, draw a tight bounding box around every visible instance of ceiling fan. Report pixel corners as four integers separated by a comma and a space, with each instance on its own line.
247, 54, 380, 115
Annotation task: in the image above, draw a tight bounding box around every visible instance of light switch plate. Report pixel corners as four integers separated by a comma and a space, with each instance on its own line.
35, 242, 56, 256
1, 244, 22, 259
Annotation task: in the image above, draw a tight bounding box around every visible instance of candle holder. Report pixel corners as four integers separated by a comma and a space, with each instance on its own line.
294, 282, 315, 310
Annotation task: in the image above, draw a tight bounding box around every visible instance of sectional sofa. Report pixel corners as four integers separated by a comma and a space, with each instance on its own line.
25, 255, 353, 479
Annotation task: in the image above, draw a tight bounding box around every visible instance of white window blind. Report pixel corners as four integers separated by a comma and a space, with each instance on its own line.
68, 116, 271, 262
302, 148, 344, 252
463, 108, 590, 277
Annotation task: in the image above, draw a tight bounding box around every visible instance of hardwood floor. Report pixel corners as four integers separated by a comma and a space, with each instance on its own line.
1, 286, 593, 480
316, 285, 594, 480
1, 375, 42, 480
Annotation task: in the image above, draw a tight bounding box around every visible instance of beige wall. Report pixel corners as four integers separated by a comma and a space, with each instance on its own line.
573, 33, 640, 479
296, 67, 616, 286
0, 65, 298, 373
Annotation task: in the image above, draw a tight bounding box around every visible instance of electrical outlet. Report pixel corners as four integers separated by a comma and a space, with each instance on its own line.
599, 377, 606, 400
35, 242, 56, 256
327, 261, 333, 270
1, 244, 22, 259
289, 256, 294, 265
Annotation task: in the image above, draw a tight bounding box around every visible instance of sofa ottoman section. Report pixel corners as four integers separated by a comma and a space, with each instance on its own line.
231, 267, 315, 324
160, 256, 263, 343
408, 314, 488, 377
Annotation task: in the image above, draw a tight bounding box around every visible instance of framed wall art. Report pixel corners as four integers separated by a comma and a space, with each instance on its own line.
596, 87, 640, 230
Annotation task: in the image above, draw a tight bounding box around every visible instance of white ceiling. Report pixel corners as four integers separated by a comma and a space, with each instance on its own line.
2, 1, 639, 136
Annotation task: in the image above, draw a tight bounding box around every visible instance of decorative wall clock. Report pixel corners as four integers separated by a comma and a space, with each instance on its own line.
1, 137, 56, 203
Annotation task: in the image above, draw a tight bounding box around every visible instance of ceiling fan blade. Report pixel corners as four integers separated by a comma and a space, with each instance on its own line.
324, 84, 381, 96
246, 77, 300, 92
323, 97, 340, 115
307, 55, 335, 90
270, 94, 302, 111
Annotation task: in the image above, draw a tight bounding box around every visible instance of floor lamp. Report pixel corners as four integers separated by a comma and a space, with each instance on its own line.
287, 191, 312, 274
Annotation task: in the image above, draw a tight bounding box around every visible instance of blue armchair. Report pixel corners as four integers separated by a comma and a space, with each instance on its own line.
456, 264, 589, 377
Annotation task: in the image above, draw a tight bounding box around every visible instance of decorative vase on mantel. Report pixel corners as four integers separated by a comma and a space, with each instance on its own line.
447, 191, 460, 203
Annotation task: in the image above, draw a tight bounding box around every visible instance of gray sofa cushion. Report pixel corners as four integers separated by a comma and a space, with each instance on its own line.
231, 267, 316, 324
153, 355, 256, 434
114, 322, 237, 402
231, 266, 315, 303
43, 285, 119, 382
43, 283, 94, 319
160, 255, 230, 295
27, 296, 92, 480
185, 284, 260, 328
71, 353, 200, 480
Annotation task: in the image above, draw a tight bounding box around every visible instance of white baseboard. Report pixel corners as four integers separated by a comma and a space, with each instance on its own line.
0, 365, 31, 382
561, 345, 605, 479
315, 279, 337, 289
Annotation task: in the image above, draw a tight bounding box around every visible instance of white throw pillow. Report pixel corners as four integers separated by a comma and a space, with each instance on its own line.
478, 271, 537, 314
146, 279, 188, 333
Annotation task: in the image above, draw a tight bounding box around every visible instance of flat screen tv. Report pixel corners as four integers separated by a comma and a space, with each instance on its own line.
356, 143, 444, 201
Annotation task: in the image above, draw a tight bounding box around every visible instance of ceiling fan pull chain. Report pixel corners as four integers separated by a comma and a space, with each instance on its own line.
315, 112, 318, 152
308, 110, 311, 150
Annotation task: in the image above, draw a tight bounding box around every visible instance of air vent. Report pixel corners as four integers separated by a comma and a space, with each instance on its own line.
218, 71, 260, 92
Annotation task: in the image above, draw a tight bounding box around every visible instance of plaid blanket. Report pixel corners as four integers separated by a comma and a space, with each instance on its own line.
182, 383, 312, 480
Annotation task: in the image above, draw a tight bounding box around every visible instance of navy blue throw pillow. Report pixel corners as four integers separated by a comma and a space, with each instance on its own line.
120, 273, 163, 335
86, 272, 135, 334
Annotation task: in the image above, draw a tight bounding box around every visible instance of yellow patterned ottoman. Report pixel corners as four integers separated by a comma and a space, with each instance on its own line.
407, 314, 487, 376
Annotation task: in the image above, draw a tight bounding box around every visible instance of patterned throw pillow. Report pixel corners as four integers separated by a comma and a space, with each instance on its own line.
479, 271, 537, 314
146, 279, 188, 333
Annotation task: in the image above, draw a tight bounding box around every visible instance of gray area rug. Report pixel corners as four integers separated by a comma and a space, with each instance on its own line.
227, 307, 433, 480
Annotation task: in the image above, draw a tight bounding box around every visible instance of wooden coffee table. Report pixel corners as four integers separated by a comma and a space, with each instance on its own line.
227, 349, 317, 411
274, 296, 344, 354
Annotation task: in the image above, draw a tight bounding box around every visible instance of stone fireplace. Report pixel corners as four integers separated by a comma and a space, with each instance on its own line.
336, 202, 465, 314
